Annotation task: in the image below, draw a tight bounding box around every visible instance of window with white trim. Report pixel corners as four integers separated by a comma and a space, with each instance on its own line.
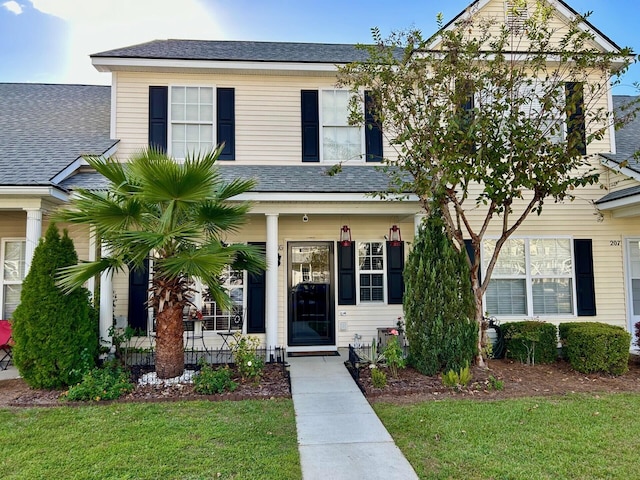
200, 266, 245, 332
483, 238, 575, 316
1, 239, 26, 319
170, 86, 214, 159
357, 241, 385, 302
322, 89, 362, 162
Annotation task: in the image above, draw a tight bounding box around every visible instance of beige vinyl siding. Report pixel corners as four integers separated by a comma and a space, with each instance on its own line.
601, 168, 640, 195
113, 72, 398, 165
0, 212, 26, 238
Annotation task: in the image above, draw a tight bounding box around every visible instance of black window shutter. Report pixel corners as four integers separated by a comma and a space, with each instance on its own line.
217, 88, 235, 160
246, 242, 266, 333
386, 241, 405, 305
149, 86, 168, 152
574, 239, 596, 316
127, 258, 149, 333
301, 90, 320, 162
337, 243, 356, 305
365, 91, 383, 162
566, 82, 586, 156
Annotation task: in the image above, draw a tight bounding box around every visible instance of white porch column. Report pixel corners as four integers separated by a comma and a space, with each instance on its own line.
265, 213, 279, 358
99, 243, 114, 349
24, 208, 42, 274
414, 213, 426, 235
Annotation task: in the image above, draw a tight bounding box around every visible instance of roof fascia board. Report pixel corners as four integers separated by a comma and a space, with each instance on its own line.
92, 57, 342, 73
49, 143, 119, 185
600, 157, 640, 182
234, 192, 419, 202
0, 186, 69, 202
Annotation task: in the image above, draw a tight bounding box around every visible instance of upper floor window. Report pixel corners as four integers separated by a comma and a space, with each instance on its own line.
170, 86, 214, 159
1, 239, 26, 319
301, 89, 382, 163
322, 90, 362, 162
483, 237, 575, 317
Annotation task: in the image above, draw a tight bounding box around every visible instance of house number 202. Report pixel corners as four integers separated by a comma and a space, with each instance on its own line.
610, 240, 621, 246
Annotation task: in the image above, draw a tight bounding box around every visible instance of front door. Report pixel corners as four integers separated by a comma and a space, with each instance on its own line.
288, 242, 335, 346
626, 238, 640, 336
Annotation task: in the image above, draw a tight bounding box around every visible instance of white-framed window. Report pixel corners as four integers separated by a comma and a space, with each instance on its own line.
198, 266, 245, 333
357, 241, 385, 303
321, 89, 363, 162
483, 237, 576, 317
1, 239, 26, 319
169, 85, 214, 159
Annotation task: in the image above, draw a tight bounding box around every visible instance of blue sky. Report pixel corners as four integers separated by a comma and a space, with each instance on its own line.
0, 0, 638, 95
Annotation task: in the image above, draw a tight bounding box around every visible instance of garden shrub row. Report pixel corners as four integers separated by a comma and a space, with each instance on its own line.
501, 320, 631, 375
559, 322, 631, 375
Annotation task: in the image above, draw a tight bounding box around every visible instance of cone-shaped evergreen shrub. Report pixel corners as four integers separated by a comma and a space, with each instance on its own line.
12, 224, 99, 389
404, 214, 477, 375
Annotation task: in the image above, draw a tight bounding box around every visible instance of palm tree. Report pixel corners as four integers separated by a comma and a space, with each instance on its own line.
56, 146, 265, 378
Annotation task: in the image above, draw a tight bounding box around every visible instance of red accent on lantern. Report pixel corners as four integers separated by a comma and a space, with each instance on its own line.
389, 225, 402, 246
340, 225, 352, 246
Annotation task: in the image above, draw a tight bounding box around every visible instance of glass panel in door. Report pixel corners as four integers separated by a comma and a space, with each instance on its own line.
288, 242, 334, 346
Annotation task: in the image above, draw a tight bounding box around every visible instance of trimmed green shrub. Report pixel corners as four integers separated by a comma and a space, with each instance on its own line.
371, 366, 387, 388
193, 364, 238, 394
560, 322, 631, 375
12, 224, 99, 389
502, 321, 558, 365
404, 214, 477, 375
64, 363, 134, 401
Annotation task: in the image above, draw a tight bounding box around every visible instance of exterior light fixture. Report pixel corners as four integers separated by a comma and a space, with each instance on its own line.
340, 225, 352, 247
389, 225, 402, 246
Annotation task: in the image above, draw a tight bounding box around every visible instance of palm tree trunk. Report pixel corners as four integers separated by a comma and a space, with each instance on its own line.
155, 305, 185, 378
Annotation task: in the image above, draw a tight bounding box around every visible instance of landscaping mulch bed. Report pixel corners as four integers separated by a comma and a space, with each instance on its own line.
0, 363, 290, 408
4, 356, 640, 408
353, 356, 640, 404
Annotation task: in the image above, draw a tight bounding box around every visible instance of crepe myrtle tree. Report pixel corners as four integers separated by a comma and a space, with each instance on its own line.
337, 3, 637, 365
56, 146, 265, 379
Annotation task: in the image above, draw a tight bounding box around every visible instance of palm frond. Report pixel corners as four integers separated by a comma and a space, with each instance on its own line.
56, 257, 126, 293
214, 177, 257, 201
198, 202, 252, 236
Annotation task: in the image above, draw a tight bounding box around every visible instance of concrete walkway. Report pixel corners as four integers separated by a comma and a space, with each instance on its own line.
0, 364, 19, 381
288, 351, 418, 480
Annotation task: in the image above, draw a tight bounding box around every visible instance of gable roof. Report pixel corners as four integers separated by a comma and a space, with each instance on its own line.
91, 40, 374, 64
437, 0, 623, 53
0, 83, 117, 187
601, 96, 640, 172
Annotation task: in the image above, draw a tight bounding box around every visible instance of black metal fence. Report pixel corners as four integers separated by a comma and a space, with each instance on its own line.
120, 346, 287, 368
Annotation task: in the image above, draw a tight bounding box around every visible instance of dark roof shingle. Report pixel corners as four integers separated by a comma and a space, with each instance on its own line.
0, 83, 117, 186
91, 40, 376, 64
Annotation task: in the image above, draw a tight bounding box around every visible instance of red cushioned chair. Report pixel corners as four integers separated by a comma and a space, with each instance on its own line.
0, 320, 14, 370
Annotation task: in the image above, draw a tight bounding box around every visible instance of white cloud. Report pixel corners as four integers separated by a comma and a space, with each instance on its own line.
28, 0, 225, 84
2, 1, 23, 14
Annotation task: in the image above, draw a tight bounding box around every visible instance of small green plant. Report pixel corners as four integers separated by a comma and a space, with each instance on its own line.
487, 375, 504, 391
441, 363, 472, 390
383, 335, 405, 377
194, 364, 238, 394
64, 362, 134, 401
357, 338, 385, 368
109, 325, 150, 367
371, 366, 387, 388
231, 333, 265, 381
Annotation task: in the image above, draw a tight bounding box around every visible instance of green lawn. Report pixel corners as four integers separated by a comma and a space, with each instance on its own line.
0, 399, 301, 480
375, 393, 640, 480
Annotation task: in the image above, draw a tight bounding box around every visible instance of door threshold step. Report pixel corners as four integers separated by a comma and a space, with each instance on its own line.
287, 351, 340, 357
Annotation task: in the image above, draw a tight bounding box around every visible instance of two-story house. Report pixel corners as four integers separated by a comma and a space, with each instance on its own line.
1, 0, 639, 355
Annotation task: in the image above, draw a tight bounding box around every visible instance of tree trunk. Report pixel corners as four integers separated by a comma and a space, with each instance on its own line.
474, 286, 487, 368
155, 304, 185, 379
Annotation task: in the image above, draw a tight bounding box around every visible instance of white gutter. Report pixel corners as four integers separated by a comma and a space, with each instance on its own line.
92, 57, 342, 73
0, 186, 69, 202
